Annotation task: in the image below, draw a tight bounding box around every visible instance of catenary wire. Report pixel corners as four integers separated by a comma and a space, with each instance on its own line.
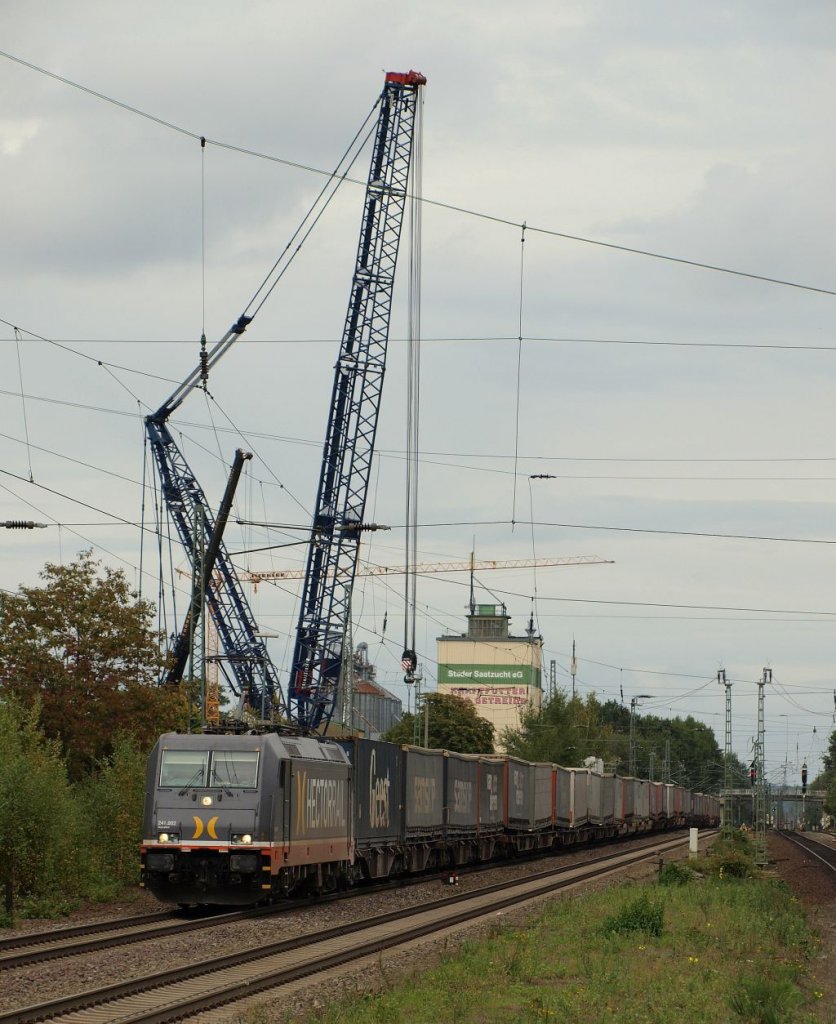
2, 48, 834, 299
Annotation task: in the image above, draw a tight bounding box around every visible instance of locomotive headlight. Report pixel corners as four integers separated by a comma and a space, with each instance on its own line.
201, 796, 213, 807
231, 832, 253, 845
157, 832, 179, 844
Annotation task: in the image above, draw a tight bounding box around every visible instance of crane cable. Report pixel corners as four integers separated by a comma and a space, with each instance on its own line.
13, 327, 34, 482
402, 92, 424, 684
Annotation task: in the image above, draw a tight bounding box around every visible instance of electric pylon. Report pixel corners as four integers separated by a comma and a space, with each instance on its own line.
718, 669, 733, 836
753, 668, 771, 866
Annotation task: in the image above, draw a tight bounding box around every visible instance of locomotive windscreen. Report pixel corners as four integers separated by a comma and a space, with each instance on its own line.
158, 748, 260, 789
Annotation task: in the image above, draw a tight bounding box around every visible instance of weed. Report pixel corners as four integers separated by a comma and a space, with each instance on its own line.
712, 849, 756, 879
602, 891, 664, 937
659, 860, 695, 886
729, 975, 801, 1024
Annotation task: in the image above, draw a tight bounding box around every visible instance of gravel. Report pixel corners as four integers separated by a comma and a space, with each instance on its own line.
0, 832, 676, 1015
5, 836, 829, 1023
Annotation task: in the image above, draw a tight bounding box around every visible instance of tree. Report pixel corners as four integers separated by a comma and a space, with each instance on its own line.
382, 693, 495, 753
628, 713, 724, 791
502, 691, 625, 767
501, 690, 728, 790
0, 696, 79, 917
0, 551, 186, 779
813, 728, 836, 816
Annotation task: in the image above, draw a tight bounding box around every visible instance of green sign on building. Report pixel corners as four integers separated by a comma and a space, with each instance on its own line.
438, 664, 541, 688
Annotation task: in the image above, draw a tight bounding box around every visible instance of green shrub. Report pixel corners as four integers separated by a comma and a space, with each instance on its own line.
603, 891, 664, 936
658, 860, 694, 886
76, 736, 148, 894
0, 698, 85, 920
0, 700, 151, 920
712, 848, 755, 879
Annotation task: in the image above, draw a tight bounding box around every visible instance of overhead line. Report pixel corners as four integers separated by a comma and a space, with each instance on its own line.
8, 334, 836, 351
403, 519, 836, 545
11, 387, 836, 473
2, 48, 834, 298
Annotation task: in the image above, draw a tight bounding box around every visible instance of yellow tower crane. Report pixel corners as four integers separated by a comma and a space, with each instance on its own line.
241, 554, 613, 591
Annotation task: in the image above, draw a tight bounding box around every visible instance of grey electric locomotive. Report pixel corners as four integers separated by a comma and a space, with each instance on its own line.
141, 732, 351, 905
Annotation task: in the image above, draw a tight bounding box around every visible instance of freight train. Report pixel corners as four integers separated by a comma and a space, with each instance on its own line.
140, 732, 720, 906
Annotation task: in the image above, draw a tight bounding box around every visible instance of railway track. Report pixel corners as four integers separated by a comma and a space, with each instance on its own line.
0, 828, 689, 972
0, 906, 258, 971
777, 830, 836, 873
0, 832, 707, 1024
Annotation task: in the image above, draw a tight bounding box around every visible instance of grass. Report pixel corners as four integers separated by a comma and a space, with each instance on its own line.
237, 838, 825, 1024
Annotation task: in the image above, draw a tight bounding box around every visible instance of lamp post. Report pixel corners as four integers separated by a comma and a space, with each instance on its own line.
629, 695, 653, 777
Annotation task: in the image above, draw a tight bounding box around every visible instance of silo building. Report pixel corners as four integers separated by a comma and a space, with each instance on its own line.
436, 603, 543, 748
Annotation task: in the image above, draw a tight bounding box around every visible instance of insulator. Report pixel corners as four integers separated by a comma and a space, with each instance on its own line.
3, 520, 36, 529
199, 334, 208, 386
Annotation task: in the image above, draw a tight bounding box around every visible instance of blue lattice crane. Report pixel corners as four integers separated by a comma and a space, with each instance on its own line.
146, 325, 286, 718
147, 70, 424, 732
288, 70, 426, 732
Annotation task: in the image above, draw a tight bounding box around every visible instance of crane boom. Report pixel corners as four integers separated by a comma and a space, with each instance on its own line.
289, 70, 426, 733
164, 448, 252, 688
243, 555, 613, 587
145, 416, 284, 715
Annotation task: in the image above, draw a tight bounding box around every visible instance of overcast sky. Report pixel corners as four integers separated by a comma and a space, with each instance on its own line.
3, 2, 836, 784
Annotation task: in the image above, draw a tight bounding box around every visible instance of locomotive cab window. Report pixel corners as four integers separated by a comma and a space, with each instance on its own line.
210, 750, 259, 789
159, 749, 209, 788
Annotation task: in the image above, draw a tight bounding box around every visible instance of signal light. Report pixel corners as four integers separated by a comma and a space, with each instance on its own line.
749, 763, 757, 787
801, 762, 808, 795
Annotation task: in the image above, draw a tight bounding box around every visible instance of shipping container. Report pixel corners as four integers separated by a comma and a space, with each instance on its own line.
403, 745, 445, 837
636, 778, 650, 820
445, 751, 479, 833
339, 738, 402, 846
587, 770, 604, 825
621, 777, 637, 822
478, 756, 506, 832
570, 769, 590, 827
600, 774, 615, 824
534, 763, 553, 828
555, 765, 572, 827
650, 782, 664, 820
506, 758, 534, 829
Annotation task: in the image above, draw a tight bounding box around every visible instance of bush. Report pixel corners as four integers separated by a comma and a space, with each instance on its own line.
658, 860, 695, 886
712, 849, 755, 879
76, 737, 149, 896
0, 700, 152, 920
0, 699, 84, 920
603, 891, 664, 936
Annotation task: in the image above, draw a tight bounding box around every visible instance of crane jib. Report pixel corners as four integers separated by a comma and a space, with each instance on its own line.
289, 72, 425, 734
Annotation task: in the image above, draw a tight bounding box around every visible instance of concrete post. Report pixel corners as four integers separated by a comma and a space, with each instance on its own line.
689, 827, 699, 859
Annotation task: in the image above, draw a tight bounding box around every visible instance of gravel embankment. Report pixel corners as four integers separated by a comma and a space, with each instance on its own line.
0, 832, 678, 1015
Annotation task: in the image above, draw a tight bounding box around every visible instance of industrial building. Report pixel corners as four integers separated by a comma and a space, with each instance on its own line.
436, 603, 543, 748
345, 641, 402, 739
